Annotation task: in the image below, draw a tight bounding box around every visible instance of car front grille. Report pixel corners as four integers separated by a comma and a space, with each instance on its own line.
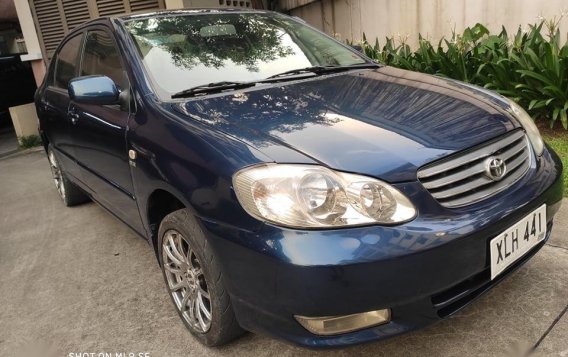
417, 130, 531, 208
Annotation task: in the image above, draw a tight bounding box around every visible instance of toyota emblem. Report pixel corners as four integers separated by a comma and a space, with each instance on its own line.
485, 157, 507, 181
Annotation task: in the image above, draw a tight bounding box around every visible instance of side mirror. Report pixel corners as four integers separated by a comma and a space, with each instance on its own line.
68, 75, 119, 105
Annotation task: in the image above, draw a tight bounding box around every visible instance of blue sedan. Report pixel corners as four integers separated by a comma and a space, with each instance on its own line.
35, 9, 563, 347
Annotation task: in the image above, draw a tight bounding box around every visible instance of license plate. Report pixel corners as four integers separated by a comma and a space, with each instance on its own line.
490, 205, 547, 280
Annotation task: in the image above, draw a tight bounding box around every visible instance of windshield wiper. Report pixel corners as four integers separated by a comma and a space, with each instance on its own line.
171, 63, 379, 99
265, 63, 379, 80
171, 81, 257, 99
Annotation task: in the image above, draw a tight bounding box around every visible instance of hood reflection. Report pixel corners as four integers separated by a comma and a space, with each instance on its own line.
178, 66, 518, 182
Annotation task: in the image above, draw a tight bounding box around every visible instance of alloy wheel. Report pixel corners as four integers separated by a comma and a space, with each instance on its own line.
162, 229, 212, 333
48, 150, 66, 201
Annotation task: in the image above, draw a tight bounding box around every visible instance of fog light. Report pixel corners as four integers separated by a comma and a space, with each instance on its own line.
295, 309, 391, 335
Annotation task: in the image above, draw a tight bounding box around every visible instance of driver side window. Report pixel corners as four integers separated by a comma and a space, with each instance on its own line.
81, 30, 129, 93
54, 34, 83, 89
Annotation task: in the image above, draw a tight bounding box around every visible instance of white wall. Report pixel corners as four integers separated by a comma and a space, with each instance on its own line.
13, 0, 42, 61
165, 0, 185, 9
166, 0, 256, 9
284, 0, 568, 46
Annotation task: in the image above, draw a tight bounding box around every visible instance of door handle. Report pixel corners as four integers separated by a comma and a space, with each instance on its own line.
40, 100, 50, 111
67, 106, 79, 125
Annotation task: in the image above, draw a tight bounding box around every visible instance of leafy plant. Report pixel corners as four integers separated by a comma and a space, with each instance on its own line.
19, 134, 43, 149
353, 18, 568, 129
543, 132, 568, 195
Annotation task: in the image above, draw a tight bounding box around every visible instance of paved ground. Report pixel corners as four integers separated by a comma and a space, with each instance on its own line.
0, 126, 18, 157
0, 151, 567, 357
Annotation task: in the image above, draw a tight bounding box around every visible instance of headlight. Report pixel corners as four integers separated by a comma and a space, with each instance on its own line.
507, 100, 544, 156
233, 164, 416, 228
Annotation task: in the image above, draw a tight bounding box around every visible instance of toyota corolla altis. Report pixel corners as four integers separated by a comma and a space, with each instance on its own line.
35, 9, 563, 347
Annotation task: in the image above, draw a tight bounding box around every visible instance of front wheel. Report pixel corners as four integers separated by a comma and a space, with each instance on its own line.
158, 209, 244, 346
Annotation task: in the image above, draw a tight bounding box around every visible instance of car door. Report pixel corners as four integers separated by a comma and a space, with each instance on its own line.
40, 32, 84, 180
69, 27, 144, 234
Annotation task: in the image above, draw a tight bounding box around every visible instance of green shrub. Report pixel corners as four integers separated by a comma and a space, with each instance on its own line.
19, 134, 43, 149
543, 133, 568, 195
354, 18, 568, 129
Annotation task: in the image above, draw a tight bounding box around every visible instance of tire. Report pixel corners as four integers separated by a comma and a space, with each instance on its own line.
47, 146, 90, 207
158, 209, 244, 346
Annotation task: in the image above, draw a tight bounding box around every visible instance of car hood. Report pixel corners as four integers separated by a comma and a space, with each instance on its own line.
176, 66, 519, 182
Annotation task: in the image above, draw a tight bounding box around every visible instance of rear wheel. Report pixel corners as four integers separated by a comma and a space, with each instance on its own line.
158, 209, 244, 346
47, 146, 89, 206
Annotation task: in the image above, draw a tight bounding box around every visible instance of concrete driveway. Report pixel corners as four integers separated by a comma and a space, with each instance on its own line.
1, 150, 567, 357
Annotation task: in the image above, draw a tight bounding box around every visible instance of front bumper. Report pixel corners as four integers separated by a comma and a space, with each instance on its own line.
203, 147, 563, 347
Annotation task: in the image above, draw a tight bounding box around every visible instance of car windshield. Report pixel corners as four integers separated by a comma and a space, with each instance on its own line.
124, 12, 368, 97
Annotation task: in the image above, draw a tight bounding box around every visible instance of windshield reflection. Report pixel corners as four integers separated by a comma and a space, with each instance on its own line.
125, 13, 366, 96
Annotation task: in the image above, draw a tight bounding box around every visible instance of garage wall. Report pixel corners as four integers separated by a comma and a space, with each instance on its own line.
282, 0, 568, 46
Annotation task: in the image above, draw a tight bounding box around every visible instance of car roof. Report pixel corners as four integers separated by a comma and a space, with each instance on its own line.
114, 8, 272, 22
65, 8, 273, 35
55, 8, 275, 59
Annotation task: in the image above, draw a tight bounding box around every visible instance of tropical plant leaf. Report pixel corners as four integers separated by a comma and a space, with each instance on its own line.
357, 19, 568, 128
